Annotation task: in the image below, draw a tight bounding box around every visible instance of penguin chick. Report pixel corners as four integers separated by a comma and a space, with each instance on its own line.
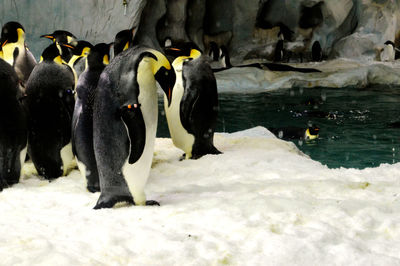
25, 43, 75, 180
0, 21, 37, 87
72, 43, 111, 193
113, 28, 136, 56
93, 46, 175, 209
164, 42, 222, 160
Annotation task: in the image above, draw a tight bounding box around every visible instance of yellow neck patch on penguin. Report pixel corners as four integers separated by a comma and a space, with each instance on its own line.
172, 49, 202, 68
305, 128, 318, 140
146, 48, 172, 74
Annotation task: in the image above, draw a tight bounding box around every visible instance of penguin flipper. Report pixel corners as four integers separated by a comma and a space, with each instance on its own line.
120, 104, 146, 164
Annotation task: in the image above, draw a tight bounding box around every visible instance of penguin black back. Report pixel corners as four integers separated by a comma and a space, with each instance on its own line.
25, 43, 75, 180
0, 58, 27, 190
113, 28, 135, 56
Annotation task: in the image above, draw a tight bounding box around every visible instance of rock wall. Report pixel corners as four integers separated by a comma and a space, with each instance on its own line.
1, 0, 400, 62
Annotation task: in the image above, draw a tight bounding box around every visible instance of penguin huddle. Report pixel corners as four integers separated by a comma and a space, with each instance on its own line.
0, 21, 223, 210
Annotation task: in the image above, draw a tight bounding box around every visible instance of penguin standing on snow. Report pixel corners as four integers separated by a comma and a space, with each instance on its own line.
164, 42, 221, 160
93, 46, 175, 209
72, 43, 111, 193
0, 58, 27, 191
25, 43, 75, 180
0, 21, 37, 87
380, 40, 396, 62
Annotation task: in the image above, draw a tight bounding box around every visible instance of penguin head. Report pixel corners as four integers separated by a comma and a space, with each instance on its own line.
145, 50, 176, 106
164, 40, 202, 61
384, 40, 395, 47
0, 21, 25, 46
72, 40, 93, 57
40, 42, 67, 64
305, 126, 320, 140
113, 28, 135, 56
41, 30, 77, 46
87, 43, 111, 70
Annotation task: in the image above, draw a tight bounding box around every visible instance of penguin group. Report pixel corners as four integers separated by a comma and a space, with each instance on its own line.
0, 21, 223, 209
0, 16, 331, 208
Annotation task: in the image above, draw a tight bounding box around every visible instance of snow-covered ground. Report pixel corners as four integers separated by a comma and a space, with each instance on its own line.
215, 59, 400, 93
1, 127, 399, 265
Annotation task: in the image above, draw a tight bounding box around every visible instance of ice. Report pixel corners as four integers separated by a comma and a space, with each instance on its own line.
1, 127, 399, 265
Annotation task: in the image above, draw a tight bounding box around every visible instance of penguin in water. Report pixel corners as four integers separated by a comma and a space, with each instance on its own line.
67, 40, 93, 79
41, 30, 78, 62
215, 44, 321, 73
93, 46, 175, 209
25, 43, 75, 180
0, 21, 37, 87
311, 41, 322, 62
380, 41, 397, 62
72, 43, 111, 193
269, 125, 320, 141
0, 58, 27, 191
113, 28, 136, 56
164, 41, 221, 160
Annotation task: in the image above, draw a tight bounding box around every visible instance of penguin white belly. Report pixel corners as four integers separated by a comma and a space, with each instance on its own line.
60, 142, 75, 176
164, 69, 195, 158
19, 145, 27, 177
122, 67, 158, 206
381, 45, 395, 62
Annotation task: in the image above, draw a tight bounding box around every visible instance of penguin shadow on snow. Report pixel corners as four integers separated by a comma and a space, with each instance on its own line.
162, 39, 222, 160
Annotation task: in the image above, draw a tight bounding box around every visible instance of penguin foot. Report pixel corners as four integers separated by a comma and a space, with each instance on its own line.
87, 182, 100, 193
179, 154, 186, 161
93, 195, 134, 209
145, 200, 160, 206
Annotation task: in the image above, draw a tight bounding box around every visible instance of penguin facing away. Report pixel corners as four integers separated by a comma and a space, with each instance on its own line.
72, 43, 111, 193
311, 41, 322, 62
380, 40, 396, 62
0, 21, 37, 87
93, 46, 175, 209
0, 58, 27, 191
164, 42, 222, 160
113, 28, 136, 56
25, 43, 75, 180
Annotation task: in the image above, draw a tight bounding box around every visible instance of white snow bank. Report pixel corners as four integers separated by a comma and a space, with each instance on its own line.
215, 59, 400, 93
1, 127, 400, 265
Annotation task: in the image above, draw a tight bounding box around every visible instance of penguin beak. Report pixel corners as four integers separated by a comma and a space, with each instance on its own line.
1, 39, 8, 47
62, 43, 75, 50
41, 35, 55, 41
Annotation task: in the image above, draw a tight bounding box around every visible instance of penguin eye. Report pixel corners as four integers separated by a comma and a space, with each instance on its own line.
165, 71, 169, 76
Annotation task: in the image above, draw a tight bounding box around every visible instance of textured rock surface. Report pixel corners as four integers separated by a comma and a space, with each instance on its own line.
1, 0, 400, 62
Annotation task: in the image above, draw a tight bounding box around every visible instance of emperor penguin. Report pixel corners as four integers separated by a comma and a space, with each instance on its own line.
380, 41, 396, 62
0, 21, 37, 87
72, 43, 111, 193
113, 28, 136, 56
41, 30, 78, 62
93, 46, 176, 209
67, 40, 93, 79
0, 58, 27, 191
164, 42, 221, 160
25, 43, 76, 180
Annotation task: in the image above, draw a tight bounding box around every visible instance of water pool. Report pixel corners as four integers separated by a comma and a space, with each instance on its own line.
157, 85, 400, 169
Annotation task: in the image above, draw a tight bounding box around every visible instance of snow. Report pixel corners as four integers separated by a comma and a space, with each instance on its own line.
215, 59, 400, 93
1, 127, 400, 265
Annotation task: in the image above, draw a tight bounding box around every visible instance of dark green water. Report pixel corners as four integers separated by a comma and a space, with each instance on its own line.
157, 85, 400, 169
